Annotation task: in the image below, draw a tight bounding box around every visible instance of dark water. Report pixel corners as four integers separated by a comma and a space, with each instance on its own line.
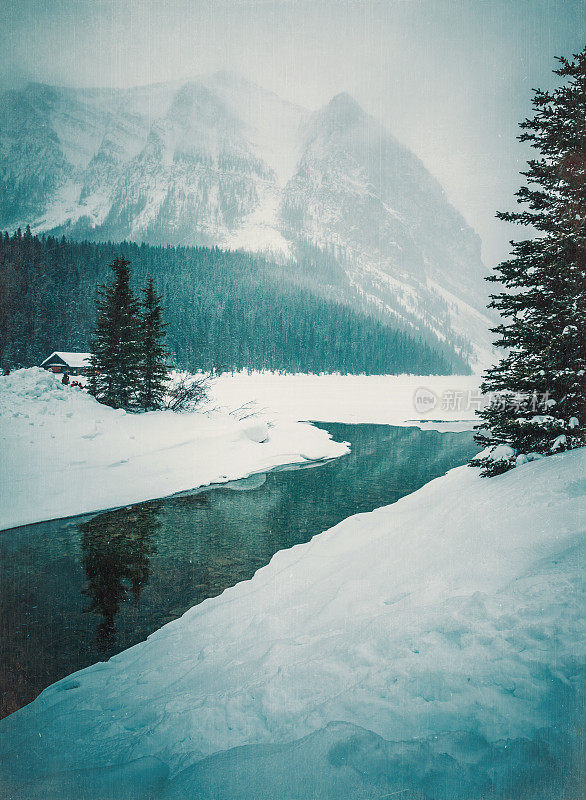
0, 423, 477, 718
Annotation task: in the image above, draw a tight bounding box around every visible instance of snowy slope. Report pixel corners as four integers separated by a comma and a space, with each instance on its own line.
0, 74, 494, 365
0, 369, 348, 531
281, 93, 492, 362
0, 439, 583, 798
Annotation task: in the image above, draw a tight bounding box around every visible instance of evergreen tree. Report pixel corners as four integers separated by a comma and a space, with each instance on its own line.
138, 277, 170, 410
473, 48, 586, 476
88, 257, 141, 409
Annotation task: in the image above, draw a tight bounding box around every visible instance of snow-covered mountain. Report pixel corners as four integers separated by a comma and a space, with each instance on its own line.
0, 73, 494, 365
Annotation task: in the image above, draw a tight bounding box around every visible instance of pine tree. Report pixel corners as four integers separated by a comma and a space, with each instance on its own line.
88, 257, 141, 409
473, 48, 586, 476
138, 277, 170, 410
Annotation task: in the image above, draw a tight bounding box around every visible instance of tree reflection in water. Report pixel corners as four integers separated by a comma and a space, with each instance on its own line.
79, 502, 161, 649
1, 425, 479, 718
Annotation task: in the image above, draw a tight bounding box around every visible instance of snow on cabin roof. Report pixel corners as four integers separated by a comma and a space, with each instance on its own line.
41, 352, 92, 369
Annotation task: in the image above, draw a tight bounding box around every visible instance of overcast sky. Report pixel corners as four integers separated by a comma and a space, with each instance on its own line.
1, 0, 584, 265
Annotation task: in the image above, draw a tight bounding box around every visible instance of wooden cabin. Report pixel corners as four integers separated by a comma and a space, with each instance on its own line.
40, 352, 93, 376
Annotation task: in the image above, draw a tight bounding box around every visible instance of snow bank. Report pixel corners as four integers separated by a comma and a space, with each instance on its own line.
209, 372, 481, 430
0, 446, 583, 799
0, 369, 348, 531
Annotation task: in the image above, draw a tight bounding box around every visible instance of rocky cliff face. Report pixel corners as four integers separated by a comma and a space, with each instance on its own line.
0, 73, 493, 365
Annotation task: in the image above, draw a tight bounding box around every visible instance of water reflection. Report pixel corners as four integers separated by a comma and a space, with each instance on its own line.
80, 503, 161, 648
0, 424, 478, 717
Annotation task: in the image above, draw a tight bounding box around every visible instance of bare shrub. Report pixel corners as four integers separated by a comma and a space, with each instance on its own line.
228, 400, 268, 421
164, 374, 209, 412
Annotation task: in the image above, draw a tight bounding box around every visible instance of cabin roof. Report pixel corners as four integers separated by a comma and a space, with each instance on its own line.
41, 352, 92, 369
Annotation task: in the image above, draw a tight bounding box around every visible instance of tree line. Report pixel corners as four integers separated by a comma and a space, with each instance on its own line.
0, 232, 469, 376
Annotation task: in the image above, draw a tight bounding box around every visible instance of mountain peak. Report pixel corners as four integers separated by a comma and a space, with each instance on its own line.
328, 91, 362, 111
315, 91, 365, 131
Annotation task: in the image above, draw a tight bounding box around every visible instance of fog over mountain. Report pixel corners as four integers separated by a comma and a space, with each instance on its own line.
0, 73, 493, 364
2, 0, 583, 269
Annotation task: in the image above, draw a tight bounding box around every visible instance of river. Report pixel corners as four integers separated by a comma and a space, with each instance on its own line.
0, 423, 477, 718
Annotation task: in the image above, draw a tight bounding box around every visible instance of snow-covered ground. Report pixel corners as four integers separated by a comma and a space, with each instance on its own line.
0, 369, 348, 532
209, 371, 481, 429
0, 443, 583, 799
0, 369, 481, 531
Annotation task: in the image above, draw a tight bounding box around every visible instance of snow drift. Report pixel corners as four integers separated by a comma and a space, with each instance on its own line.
0, 442, 583, 799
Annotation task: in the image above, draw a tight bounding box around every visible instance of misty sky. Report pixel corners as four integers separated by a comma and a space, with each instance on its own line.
1, 0, 584, 265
